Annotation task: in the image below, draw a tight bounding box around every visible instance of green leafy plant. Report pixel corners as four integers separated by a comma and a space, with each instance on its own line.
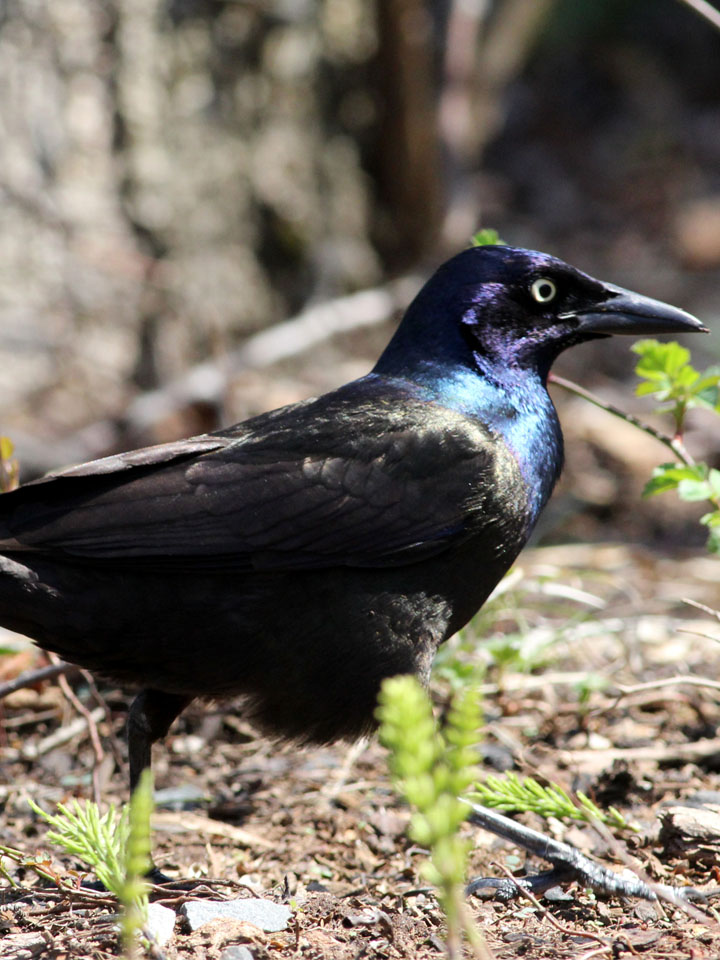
28, 797, 130, 893
632, 339, 720, 554
470, 771, 634, 832
120, 770, 154, 954
0, 842, 68, 888
484, 628, 558, 677
632, 339, 720, 430
551, 338, 720, 555
0, 436, 19, 492
575, 672, 611, 713
470, 228, 505, 247
376, 676, 487, 960
30, 770, 154, 954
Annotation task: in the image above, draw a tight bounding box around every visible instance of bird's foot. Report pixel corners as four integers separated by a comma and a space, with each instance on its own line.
465, 801, 717, 904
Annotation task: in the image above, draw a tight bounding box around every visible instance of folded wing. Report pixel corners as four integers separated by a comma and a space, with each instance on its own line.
0, 382, 499, 571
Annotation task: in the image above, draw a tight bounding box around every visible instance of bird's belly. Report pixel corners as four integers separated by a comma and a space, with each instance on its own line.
0, 516, 526, 744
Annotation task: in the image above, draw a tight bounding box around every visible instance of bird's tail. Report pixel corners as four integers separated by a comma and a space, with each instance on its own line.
0, 554, 66, 650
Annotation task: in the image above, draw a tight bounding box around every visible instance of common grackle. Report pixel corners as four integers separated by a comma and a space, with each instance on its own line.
0, 245, 705, 870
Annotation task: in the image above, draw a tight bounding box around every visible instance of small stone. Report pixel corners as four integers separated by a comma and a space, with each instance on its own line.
145, 902, 177, 946
220, 947, 255, 960
181, 898, 292, 933
543, 886, 574, 902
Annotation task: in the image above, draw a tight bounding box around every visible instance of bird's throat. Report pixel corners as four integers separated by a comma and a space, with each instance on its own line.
380, 363, 564, 527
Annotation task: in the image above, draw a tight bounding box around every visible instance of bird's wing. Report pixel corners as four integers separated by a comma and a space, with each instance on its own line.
0, 386, 503, 571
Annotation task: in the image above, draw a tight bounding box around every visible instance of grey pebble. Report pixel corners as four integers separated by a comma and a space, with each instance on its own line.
220, 948, 254, 960
145, 902, 177, 946
181, 898, 292, 933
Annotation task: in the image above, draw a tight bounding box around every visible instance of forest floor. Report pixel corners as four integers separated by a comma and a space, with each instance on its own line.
2, 539, 720, 960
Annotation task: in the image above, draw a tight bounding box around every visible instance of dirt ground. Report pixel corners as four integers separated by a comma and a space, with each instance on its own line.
2, 537, 720, 960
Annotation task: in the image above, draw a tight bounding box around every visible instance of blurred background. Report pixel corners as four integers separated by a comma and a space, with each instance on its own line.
1, 0, 719, 546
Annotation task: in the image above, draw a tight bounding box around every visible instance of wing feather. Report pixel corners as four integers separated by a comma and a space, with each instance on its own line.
0, 380, 502, 571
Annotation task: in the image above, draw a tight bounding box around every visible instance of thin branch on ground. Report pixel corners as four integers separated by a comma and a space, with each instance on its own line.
684, 598, 720, 623
588, 814, 719, 927
0, 662, 77, 700
491, 860, 612, 950
83, 673, 127, 773
614, 675, 720, 696
548, 373, 696, 465
47, 653, 107, 806
21, 707, 105, 761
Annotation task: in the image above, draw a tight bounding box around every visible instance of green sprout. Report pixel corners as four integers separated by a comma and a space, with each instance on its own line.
632, 339, 720, 554
377, 676, 486, 960
470, 228, 505, 247
470, 771, 635, 833
30, 769, 154, 954
0, 436, 19, 492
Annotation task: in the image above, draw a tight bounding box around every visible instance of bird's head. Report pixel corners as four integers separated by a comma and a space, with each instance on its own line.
376, 245, 707, 385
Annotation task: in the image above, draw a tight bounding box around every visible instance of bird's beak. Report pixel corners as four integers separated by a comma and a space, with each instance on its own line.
572, 285, 709, 336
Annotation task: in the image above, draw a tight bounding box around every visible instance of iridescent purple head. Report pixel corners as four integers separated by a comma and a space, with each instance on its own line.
376, 245, 705, 383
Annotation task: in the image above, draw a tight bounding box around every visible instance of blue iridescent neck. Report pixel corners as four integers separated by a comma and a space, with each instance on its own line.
371, 350, 564, 523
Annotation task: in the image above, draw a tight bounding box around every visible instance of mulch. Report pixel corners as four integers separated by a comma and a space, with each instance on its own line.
2, 541, 720, 958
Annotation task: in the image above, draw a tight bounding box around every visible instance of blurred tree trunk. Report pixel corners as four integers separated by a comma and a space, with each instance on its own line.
0, 0, 382, 452
0, 0, 558, 469
373, 0, 444, 267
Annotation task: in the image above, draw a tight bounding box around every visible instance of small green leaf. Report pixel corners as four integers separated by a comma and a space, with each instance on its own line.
470, 228, 505, 247
706, 526, 720, 555
677, 479, 712, 502
693, 366, 720, 404
708, 469, 720, 500
635, 381, 665, 397
642, 462, 706, 497
632, 339, 691, 376
674, 365, 700, 389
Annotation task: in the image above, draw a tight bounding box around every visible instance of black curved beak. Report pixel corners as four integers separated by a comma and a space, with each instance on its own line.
573, 285, 708, 336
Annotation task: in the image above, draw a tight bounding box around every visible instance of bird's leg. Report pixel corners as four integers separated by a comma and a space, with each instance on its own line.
464, 801, 717, 904
127, 689, 191, 885
127, 689, 191, 791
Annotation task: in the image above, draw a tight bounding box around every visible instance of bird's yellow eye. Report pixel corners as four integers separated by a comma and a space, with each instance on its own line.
530, 278, 557, 303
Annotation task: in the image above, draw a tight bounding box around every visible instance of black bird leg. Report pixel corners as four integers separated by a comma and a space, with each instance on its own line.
127, 689, 191, 792
127, 689, 191, 885
464, 801, 718, 904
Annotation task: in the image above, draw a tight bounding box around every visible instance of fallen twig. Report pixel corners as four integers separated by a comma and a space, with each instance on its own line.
22, 707, 105, 760
48, 653, 107, 805
684, 598, 720, 623
0, 662, 77, 701
559, 736, 720, 771
491, 860, 612, 951
549, 373, 696, 466
614, 675, 720, 696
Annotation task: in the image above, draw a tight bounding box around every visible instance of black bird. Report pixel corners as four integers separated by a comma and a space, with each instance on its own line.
0, 245, 705, 816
